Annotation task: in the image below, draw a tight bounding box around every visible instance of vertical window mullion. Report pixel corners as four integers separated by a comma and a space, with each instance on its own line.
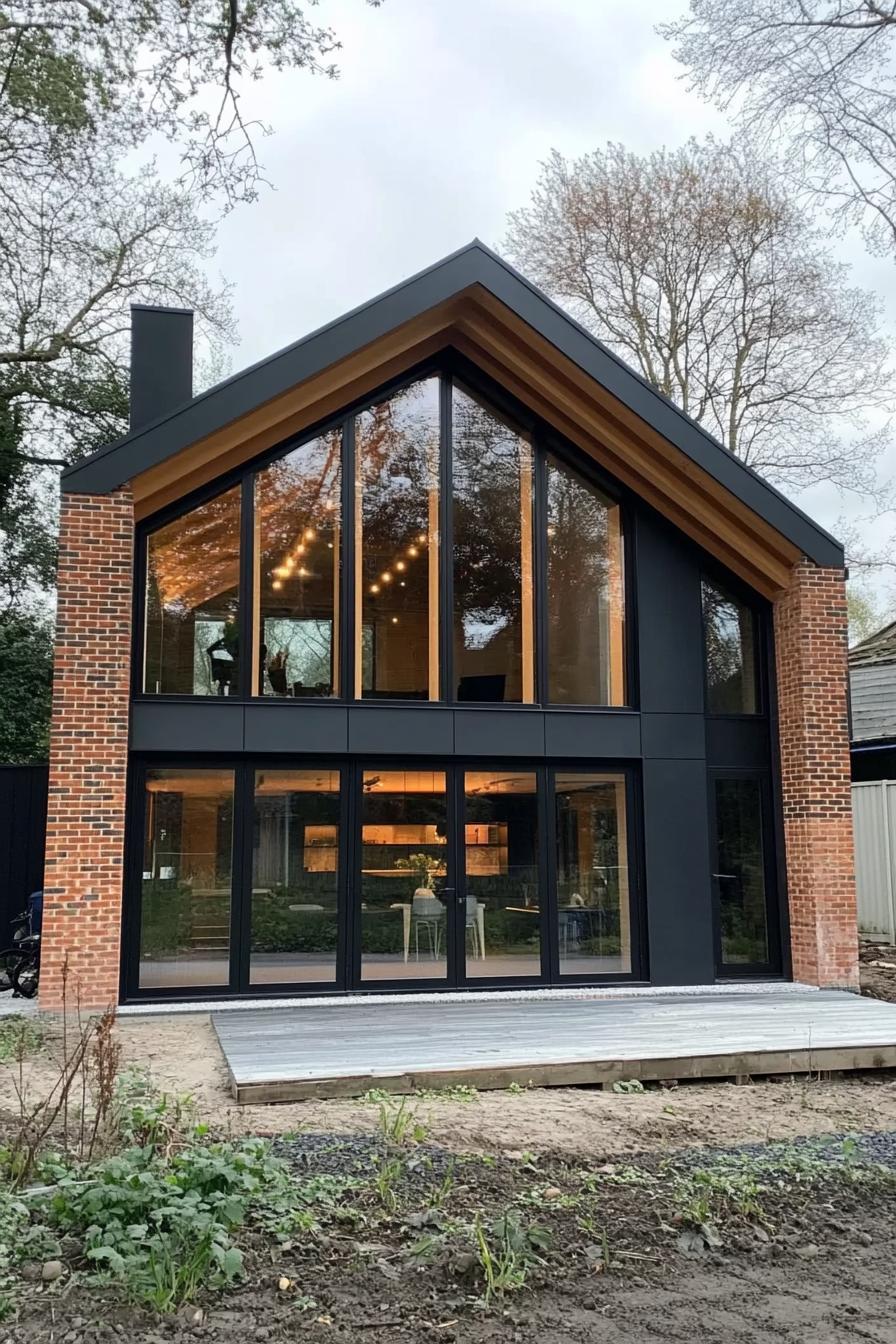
440, 376, 453, 703
541, 765, 557, 983
533, 444, 549, 706
340, 416, 356, 702
239, 475, 255, 698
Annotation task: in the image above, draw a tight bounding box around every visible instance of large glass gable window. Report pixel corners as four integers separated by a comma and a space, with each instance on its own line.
141, 371, 627, 706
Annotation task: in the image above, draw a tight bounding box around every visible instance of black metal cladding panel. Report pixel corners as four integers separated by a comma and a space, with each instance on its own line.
641, 713, 705, 760
130, 700, 245, 753
245, 703, 349, 754
63, 242, 842, 570
634, 510, 705, 716
347, 706, 455, 756
705, 718, 771, 769
453, 709, 545, 757
543, 711, 640, 758
642, 757, 716, 986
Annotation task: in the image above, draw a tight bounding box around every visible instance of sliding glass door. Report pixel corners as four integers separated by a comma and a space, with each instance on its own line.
129, 760, 642, 997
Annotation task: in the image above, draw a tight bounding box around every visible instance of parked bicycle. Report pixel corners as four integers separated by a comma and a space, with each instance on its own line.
0, 890, 41, 998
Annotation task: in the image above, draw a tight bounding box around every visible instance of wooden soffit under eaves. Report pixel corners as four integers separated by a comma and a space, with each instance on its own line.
132, 286, 801, 598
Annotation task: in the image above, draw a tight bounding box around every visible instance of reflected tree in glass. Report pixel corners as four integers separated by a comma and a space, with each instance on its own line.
547, 457, 625, 705
702, 578, 758, 713
452, 386, 534, 703
256, 431, 342, 697
144, 488, 241, 695
356, 380, 440, 700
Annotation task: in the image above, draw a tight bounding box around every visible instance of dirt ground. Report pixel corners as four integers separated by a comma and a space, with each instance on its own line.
5, 1008, 896, 1342
5, 1010, 896, 1157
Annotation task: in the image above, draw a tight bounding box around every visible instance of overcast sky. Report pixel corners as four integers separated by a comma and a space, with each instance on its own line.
207, 0, 896, 602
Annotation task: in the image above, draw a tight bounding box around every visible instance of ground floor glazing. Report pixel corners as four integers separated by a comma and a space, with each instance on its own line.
125, 757, 779, 998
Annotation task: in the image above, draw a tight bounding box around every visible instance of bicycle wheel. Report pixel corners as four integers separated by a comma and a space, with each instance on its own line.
0, 948, 22, 992
11, 954, 37, 999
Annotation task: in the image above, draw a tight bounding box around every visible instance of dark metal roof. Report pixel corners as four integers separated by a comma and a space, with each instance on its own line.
62, 239, 843, 567
850, 621, 896, 668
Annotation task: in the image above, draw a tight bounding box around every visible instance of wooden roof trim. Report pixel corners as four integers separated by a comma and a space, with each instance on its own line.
132, 299, 469, 518
452, 317, 796, 596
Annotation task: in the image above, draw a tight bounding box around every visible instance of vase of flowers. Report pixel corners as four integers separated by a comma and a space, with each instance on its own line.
395, 851, 441, 898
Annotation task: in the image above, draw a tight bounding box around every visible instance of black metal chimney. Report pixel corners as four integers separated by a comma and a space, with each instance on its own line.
129, 304, 194, 433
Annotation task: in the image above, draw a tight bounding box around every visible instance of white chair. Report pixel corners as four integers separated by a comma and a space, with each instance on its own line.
411, 893, 444, 959
465, 895, 485, 959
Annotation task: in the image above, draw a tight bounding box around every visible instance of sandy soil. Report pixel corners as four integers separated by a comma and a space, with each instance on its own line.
5, 1012, 896, 1157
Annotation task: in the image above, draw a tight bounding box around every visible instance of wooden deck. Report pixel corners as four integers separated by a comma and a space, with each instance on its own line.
211, 989, 896, 1103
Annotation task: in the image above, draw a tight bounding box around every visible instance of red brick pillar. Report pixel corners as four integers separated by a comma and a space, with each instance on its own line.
41, 488, 134, 1011
774, 560, 858, 989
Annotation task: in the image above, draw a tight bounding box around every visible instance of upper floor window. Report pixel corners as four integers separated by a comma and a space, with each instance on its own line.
256, 430, 342, 698
144, 486, 241, 696
701, 576, 759, 714
140, 371, 627, 706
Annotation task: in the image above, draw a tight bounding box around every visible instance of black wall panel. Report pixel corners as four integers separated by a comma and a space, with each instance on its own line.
642, 757, 715, 985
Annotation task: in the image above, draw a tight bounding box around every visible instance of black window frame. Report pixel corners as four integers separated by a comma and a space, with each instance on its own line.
132, 355, 635, 712
121, 755, 646, 1003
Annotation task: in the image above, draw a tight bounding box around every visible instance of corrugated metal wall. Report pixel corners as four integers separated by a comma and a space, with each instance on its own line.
853, 781, 896, 942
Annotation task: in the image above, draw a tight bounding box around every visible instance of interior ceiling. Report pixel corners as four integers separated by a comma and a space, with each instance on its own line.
131, 286, 803, 598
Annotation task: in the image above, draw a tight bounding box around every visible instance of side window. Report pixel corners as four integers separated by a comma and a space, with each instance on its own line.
701, 576, 759, 714
144, 487, 241, 696
712, 775, 774, 969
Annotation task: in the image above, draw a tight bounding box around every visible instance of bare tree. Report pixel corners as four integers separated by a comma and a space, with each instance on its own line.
504, 139, 893, 495
660, 1, 896, 257
1, 1, 383, 207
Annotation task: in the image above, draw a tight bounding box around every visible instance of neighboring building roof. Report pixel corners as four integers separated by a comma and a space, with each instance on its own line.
61, 239, 843, 569
849, 622, 896, 744
850, 621, 896, 669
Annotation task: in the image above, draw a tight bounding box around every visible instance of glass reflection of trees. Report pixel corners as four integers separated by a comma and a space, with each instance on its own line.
452, 386, 534, 703
702, 578, 758, 713
256, 431, 342, 697
357, 379, 440, 700
144, 487, 241, 695
144, 373, 628, 707
547, 457, 624, 705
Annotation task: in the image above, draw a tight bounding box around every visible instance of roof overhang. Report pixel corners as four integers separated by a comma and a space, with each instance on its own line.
62, 241, 844, 598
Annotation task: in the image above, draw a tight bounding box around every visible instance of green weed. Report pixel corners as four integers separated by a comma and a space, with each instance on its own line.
0, 1017, 43, 1064
473, 1210, 550, 1303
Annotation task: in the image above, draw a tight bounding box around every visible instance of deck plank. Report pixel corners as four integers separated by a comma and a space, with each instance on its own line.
211, 990, 896, 1102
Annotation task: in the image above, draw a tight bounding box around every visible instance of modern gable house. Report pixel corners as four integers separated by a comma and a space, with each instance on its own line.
41, 242, 859, 1010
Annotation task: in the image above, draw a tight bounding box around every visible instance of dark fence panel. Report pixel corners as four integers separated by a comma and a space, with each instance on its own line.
0, 765, 48, 946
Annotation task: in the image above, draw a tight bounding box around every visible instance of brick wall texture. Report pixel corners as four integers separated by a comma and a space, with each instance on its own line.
773, 560, 859, 989
40, 489, 134, 1011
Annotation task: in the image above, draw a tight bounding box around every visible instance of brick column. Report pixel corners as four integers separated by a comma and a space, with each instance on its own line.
773, 559, 858, 989
41, 488, 134, 1011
